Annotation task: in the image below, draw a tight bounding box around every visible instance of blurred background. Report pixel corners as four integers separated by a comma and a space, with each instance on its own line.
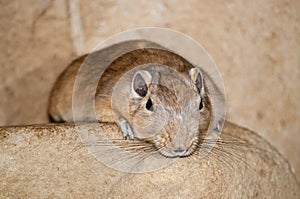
0, 0, 299, 180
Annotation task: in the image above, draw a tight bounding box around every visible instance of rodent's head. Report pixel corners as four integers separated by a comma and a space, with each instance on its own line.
128, 66, 211, 158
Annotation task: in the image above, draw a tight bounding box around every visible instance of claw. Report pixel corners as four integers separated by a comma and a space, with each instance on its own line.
118, 117, 135, 140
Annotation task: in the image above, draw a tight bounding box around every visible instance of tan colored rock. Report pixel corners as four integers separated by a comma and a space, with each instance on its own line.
1, 122, 299, 198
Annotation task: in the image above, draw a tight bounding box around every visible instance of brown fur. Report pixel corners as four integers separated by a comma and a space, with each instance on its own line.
49, 40, 213, 157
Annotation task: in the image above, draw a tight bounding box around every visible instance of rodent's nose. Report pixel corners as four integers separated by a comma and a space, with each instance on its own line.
174, 148, 186, 156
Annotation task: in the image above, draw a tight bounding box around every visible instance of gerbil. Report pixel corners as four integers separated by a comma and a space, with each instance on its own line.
49, 40, 213, 158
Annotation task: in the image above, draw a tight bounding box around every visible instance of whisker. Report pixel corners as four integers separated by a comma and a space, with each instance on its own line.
73, 129, 271, 175
196, 137, 261, 173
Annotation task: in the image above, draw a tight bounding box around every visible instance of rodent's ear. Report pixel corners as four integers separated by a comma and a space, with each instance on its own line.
189, 67, 205, 96
131, 70, 152, 98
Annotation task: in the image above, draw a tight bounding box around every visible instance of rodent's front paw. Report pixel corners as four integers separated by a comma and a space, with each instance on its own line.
117, 117, 135, 139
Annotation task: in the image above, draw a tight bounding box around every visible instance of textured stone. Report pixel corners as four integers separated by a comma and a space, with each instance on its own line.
1, 122, 299, 198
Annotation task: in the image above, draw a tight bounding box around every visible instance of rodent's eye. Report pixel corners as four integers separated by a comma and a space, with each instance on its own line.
146, 98, 154, 112
199, 98, 204, 111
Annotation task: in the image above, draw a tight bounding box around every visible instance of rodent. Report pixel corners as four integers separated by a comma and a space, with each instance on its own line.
49, 40, 213, 158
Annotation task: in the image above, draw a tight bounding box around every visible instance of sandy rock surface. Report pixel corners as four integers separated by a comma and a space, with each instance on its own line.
1, 122, 299, 198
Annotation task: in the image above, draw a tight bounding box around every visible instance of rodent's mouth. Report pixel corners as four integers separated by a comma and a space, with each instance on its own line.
157, 138, 199, 158
158, 148, 193, 158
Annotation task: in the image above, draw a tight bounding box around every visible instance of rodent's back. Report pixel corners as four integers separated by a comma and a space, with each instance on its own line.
48, 40, 164, 122
48, 55, 86, 122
